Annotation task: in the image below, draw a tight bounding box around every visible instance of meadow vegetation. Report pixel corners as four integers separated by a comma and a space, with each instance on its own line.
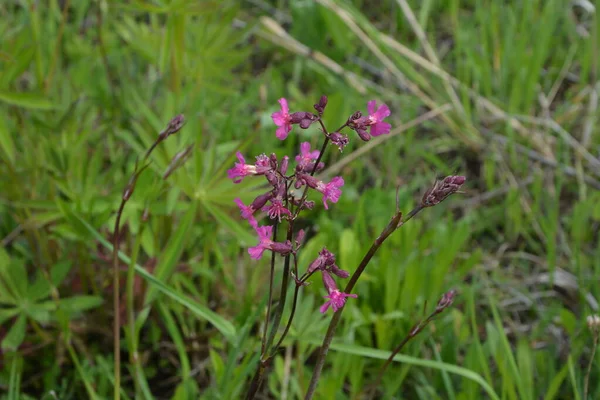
1, 1, 599, 399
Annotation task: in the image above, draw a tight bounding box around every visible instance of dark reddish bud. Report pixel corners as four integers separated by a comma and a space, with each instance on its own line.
295, 229, 306, 248
251, 192, 273, 210
349, 111, 362, 123
290, 112, 309, 124
331, 264, 349, 279
356, 128, 371, 142
314, 95, 328, 114
269, 153, 278, 170
298, 173, 319, 189
435, 289, 457, 313
329, 132, 349, 151
271, 240, 293, 256
159, 114, 185, 139
421, 175, 466, 207
265, 170, 278, 187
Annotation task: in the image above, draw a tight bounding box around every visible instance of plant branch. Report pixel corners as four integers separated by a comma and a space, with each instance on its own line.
304, 205, 424, 399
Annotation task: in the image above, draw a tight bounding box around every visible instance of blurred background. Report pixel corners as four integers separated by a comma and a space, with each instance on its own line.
1, 0, 599, 399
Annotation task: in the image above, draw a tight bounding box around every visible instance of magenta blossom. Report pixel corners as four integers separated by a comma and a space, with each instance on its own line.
316, 176, 344, 209
295, 142, 320, 165
319, 271, 357, 313
271, 98, 293, 140
227, 152, 258, 183
234, 198, 258, 229
248, 225, 292, 260
367, 100, 391, 136
264, 199, 291, 222
319, 290, 358, 313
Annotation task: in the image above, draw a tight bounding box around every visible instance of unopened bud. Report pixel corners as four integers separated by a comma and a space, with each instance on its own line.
435, 289, 457, 313
251, 192, 273, 210
295, 229, 306, 248
314, 95, 328, 114
159, 114, 185, 139
422, 176, 466, 207
356, 128, 371, 142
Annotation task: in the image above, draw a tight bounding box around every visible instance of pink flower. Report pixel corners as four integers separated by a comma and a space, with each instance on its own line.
295, 142, 320, 165
248, 225, 273, 260
367, 100, 391, 136
271, 98, 293, 140
248, 225, 293, 260
319, 290, 358, 313
316, 176, 344, 209
227, 152, 257, 183
264, 199, 291, 222
234, 198, 258, 229
319, 271, 357, 313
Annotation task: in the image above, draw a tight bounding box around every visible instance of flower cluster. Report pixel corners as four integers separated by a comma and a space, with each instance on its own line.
227, 96, 392, 313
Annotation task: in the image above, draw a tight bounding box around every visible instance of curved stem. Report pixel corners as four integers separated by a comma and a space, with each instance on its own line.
304, 205, 424, 400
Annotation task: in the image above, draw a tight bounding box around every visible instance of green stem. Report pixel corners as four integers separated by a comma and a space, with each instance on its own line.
304, 206, 423, 400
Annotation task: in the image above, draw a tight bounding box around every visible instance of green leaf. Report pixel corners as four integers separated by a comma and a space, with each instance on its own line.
0, 112, 16, 164
57, 296, 104, 313
0, 90, 55, 110
2, 314, 27, 351
72, 211, 236, 341
299, 338, 500, 400
144, 202, 197, 305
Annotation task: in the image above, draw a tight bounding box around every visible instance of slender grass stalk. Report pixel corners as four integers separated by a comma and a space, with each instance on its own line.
111, 115, 184, 400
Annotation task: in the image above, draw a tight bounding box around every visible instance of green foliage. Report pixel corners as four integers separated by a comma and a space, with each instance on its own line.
1, 0, 599, 399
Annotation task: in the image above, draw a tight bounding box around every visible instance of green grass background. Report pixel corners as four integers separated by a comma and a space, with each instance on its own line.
1, 0, 599, 399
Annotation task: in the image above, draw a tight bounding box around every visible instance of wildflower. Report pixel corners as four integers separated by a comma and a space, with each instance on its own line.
298, 174, 344, 210
421, 175, 466, 207
319, 271, 357, 313
234, 198, 258, 228
264, 198, 292, 222
248, 225, 293, 260
227, 152, 261, 183
272, 98, 293, 140
367, 100, 391, 136
295, 142, 320, 166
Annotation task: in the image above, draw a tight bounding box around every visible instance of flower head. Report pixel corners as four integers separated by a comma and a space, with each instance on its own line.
295, 142, 320, 166
367, 100, 391, 136
272, 98, 293, 140
234, 198, 258, 229
329, 132, 349, 151
319, 271, 357, 313
227, 152, 257, 183
316, 176, 344, 209
264, 199, 292, 222
248, 225, 292, 260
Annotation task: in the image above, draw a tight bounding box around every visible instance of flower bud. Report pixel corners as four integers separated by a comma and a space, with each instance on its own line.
356, 128, 371, 142
421, 176, 466, 207
251, 192, 273, 210
435, 289, 457, 313
159, 114, 185, 139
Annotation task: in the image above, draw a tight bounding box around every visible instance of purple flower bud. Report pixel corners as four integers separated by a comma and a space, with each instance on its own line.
356, 128, 371, 142
435, 289, 457, 313
318, 95, 328, 109
269, 153, 278, 170
421, 175, 466, 207
290, 112, 308, 124
295, 229, 306, 247
251, 192, 273, 210
329, 132, 349, 151
270, 240, 293, 256
321, 271, 338, 293
331, 264, 349, 278
159, 114, 185, 139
